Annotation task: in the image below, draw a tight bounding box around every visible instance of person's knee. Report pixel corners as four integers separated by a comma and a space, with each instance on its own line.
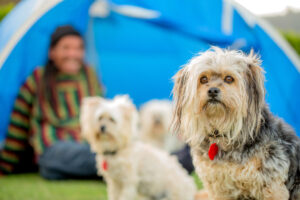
39, 166, 66, 180
0, 141, 4, 150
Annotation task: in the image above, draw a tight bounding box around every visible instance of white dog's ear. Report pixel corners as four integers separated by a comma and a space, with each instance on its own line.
116, 95, 137, 119
171, 68, 189, 134
115, 95, 139, 136
80, 97, 104, 138
114, 95, 131, 104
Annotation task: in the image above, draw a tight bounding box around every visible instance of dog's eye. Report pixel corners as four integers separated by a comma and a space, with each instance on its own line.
109, 117, 116, 123
224, 76, 234, 83
99, 116, 103, 121
200, 76, 208, 84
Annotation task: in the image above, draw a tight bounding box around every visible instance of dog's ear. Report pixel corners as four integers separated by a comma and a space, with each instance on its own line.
80, 97, 104, 138
171, 68, 189, 134
115, 95, 139, 139
246, 50, 265, 107
245, 50, 265, 130
116, 95, 137, 120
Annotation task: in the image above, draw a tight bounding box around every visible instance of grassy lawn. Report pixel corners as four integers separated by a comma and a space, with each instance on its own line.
0, 174, 107, 200
0, 173, 202, 200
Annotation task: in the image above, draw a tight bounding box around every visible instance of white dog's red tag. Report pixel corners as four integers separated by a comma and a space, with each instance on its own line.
102, 160, 108, 171
208, 143, 218, 160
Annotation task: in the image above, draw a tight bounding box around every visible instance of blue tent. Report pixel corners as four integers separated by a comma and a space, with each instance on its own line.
0, 0, 299, 141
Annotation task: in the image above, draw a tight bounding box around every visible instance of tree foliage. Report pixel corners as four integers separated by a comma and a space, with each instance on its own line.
0, 3, 15, 22
282, 31, 300, 56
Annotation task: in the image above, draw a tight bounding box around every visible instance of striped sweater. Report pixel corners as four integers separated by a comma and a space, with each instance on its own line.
0, 66, 102, 174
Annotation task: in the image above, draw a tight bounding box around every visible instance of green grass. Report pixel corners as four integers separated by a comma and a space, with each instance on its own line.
192, 172, 203, 189
0, 174, 107, 200
0, 173, 202, 200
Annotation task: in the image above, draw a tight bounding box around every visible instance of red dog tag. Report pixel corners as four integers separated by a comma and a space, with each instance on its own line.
102, 160, 108, 171
208, 143, 218, 160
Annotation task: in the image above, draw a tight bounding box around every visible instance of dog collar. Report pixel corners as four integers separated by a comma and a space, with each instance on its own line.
208, 130, 221, 138
102, 150, 118, 171
103, 150, 117, 156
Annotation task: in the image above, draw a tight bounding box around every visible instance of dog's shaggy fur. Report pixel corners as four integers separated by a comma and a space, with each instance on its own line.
139, 99, 184, 153
80, 95, 196, 200
171, 47, 300, 200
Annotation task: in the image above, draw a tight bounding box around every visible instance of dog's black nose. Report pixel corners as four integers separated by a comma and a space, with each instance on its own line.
208, 87, 220, 98
100, 125, 106, 133
154, 118, 162, 125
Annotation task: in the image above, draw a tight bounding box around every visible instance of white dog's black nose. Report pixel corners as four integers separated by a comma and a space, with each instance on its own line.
154, 118, 162, 125
208, 87, 220, 98
100, 125, 106, 133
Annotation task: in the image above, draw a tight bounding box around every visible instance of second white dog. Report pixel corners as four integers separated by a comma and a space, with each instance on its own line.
139, 100, 185, 153
80, 95, 196, 200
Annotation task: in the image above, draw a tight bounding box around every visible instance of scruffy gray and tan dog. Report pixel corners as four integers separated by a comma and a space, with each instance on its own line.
80, 95, 196, 200
171, 47, 300, 200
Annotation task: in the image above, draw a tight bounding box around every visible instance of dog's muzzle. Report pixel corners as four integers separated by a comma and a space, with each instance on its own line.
208, 87, 220, 98
206, 87, 226, 106
96, 125, 107, 139
100, 125, 106, 133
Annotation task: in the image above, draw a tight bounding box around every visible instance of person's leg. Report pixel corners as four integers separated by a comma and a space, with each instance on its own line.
38, 141, 98, 180
172, 145, 194, 174
14, 144, 38, 173
0, 141, 3, 150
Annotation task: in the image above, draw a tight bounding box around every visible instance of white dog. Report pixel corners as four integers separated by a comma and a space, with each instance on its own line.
139, 100, 185, 153
80, 95, 196, 200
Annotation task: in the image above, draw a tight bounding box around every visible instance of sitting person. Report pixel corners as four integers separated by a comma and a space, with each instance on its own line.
172, 145, 194, 174
0, 25, 103, 180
